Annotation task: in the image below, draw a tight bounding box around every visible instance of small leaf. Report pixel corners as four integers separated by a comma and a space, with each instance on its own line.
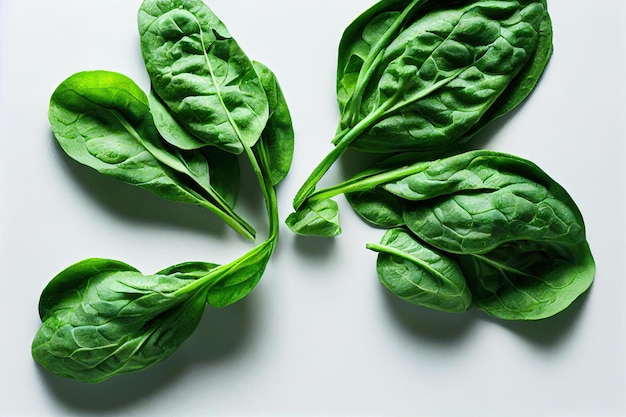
206, 240, 274, 308
253, 61, 295, 186
286, 199, 342, 237
346, 188, 404, 228
368, 228, 471, 313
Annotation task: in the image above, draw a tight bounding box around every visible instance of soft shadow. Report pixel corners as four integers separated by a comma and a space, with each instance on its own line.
40, 298, 253, 413
382, 283, 592, 349
380, 286, 479, 343
293, 234, 338, 258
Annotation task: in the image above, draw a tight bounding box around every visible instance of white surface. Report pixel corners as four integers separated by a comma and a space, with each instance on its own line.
1, 1, 625, 416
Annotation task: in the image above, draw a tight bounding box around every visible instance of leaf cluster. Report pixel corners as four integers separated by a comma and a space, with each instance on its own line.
33, 0, 293, 383
287, 0, 594, 320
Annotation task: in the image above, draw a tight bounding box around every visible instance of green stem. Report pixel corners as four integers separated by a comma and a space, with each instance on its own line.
174, 141, 278, 298
344, 0, 423, 127
292, 96, 396, 210
115, 112, 256, 240
306, 159, 430, 204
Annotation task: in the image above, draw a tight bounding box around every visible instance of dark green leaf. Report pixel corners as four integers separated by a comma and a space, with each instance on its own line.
138, 0, 269, 154
337, 0, 551, 153
368, 228, 472, 312
32, 258, 208, 383
253, 61, 295, 186
396, 151, 586, 254
459, 240, 594, 320
346, 188, 404, 228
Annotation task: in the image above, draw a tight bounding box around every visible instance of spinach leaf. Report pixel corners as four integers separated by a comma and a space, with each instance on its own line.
345, 188, 404, 228
138, 0, 269, 154
285, 198, 342, 237
394, 151, 586, 254
206, 239, 275, 308
32, 258, 210, 383
48, 70, 255, 240
148, 89, 208, 151
458, 241, 595, 320
253, 61, 295, 186
387, 150, 595, 319
367, 228, 472, 313
292, 0, 552, 209
149, 90, 242, 207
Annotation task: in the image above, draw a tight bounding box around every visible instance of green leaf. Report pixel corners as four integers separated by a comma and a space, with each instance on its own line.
396, 151, 586, 254
138, 0, 269, 154
32, 258, 208, 383
292, 0, 552, 210
368, 228, 472, 313
148, 89, 207, 150
459, 240, 595, 320
337, 0, 551, 153
49, 71, 203, 206
199, 147, 241, 209
206, 240, 274, 308
253, 61, 295, 186
49, 70, 254, 239
346, 188, 404, 228
286, 198, 342, 237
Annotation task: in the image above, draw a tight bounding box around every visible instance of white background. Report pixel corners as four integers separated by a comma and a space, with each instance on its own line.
1, 1, 625, 416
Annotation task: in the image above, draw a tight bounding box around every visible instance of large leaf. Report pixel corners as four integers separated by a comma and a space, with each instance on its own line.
138, 0, 269, 154
336, 0, 551, 153
393, 151, 586, 254
49, 70, 254, 239
459, 240, 595, 320
32, 258, 208, 383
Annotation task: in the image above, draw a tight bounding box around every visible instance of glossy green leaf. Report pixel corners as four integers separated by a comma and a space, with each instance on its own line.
395, 151, 586, 254
337, 0, 551, 153
345, 188, 404, 228
253, 61, 295, 186
148, 89, 207, 150
459, 240, 595, 320
32, 258, 208, 383
49, 70, 254, 239
138, 0, 269, 154
286, 198, 342, 237
292, 0, 552, 210
206, 239, 274, 308
49, 71, 199, 206
368, 228, 472, 312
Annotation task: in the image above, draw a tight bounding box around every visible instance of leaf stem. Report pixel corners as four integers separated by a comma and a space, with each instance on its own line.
292, 97, 396, 210
306, 159, 430, 204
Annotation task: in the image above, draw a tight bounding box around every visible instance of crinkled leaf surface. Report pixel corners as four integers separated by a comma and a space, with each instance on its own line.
459, 240, 595, 320
368, 228, 472, 312
393, 151, 586, 254
336, 0, 551, 153
32, 258, 209, 383
138, 0, 269, 154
